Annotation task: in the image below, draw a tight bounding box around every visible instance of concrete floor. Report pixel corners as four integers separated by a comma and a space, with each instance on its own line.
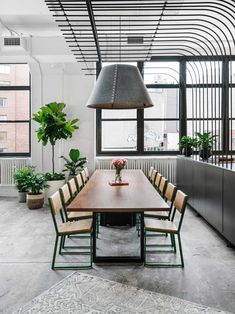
0, 197, 235, 314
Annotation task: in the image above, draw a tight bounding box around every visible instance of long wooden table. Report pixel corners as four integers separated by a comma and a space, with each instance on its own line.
67, 169, 170, 263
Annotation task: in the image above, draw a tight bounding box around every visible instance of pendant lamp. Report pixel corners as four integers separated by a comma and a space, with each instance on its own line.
86, 64, 153, 109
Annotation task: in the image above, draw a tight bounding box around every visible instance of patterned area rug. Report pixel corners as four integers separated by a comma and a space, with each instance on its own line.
16, 272, 230, 314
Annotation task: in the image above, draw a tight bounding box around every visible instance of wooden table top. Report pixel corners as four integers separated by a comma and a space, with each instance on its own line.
67, 170, 170, 212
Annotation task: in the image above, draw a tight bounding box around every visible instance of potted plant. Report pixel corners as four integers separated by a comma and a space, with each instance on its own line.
13, 166, 35, 202
60, 148, 87, 180
179, 136, 197, 157
26, 173, 48, 209
195, 132, 217, 160
33, 102, 79, 200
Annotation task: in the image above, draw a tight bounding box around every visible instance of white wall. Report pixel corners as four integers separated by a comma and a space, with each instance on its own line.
0, 54, 96, 175
38, 62, 95, 174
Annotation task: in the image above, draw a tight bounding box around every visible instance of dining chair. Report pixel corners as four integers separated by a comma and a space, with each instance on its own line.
48, 191, 93, 270
144, 190, 188, 267
148, 166, 154, 181
84, 167, 90, 180
154, 173, 162, 191
81, 169, 88, 185
150, 169, 157, 184
75, 173, 84, 191
59, 183, 92, 222
68, 178, 79, 199
144, 178, 174, 221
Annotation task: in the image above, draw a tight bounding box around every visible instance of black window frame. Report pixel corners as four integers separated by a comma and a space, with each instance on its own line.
96, 56, 235, 156
0, 63, 31, 157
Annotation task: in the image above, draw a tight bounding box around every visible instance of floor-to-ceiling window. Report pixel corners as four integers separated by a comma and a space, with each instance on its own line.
96, 57, 235, 157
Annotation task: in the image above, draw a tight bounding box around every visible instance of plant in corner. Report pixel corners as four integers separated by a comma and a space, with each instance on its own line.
195, 132, 217, 160
26, 173, 48, 209
13, 166, 35, 203
60, 148, 87, 179
179, 136, 197, 157
33, 102, 79, 200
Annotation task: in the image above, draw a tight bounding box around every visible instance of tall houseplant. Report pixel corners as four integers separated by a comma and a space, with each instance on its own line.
33, 102, 79, 174
195, 132, 217, 160
33, 102, 79, 201
60, 148, 87, 179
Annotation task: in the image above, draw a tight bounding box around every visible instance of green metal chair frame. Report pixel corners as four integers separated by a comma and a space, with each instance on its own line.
144, 190, 188, 268
49, 191, 93, 270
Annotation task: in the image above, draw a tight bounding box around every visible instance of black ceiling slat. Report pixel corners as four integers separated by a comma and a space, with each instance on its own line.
45, 0, 235, 63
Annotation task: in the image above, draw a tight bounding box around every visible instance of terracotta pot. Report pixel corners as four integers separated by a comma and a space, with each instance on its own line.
27, 193, 44, 209
44, 180, 65, 204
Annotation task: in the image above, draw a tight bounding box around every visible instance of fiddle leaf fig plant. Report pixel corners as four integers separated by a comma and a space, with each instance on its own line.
33, 102, 79, 175
60, 148, 87, 176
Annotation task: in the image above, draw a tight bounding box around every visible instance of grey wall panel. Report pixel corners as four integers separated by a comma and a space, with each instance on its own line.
204, 166, 223, 233
223, 170, 235, 245
192, 161, 206, 216
176, 157, 185, 190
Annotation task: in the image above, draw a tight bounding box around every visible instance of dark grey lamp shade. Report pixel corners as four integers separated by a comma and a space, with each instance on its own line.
86, 64, 153, 109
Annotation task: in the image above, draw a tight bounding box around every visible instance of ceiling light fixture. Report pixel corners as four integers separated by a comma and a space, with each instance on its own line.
86, 64, 153, 109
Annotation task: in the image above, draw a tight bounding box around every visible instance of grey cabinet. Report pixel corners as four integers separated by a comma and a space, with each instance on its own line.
223, 170, 235, 244
176, 156, 235, 246
204, 166, 223, 233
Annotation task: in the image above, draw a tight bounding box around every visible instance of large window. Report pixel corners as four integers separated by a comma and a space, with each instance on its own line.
97, 61, 180, 155
0, 64, 30, 156
96, 58, 235, 156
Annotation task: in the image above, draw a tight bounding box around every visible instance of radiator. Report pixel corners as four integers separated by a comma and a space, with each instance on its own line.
0, 158, 31, 186
95, 157, 177, 184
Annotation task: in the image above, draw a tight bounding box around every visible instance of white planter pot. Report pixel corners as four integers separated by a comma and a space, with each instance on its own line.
45, 180, 65, 204
27, 193, 44, 209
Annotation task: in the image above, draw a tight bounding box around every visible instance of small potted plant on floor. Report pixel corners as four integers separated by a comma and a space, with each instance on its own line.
60, 148, 87, 180
179, 136, 197, 157
13, 166, 35, 202
195, 132, 217, 160
26, 173, 48, 209
33, 102, 79, 201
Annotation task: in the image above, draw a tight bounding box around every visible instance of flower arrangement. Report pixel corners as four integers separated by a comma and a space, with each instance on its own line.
112, 159, 127, 183
112, 159, 127, 172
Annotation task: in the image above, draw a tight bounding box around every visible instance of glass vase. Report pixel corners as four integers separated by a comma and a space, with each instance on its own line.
115, 169, 122, 183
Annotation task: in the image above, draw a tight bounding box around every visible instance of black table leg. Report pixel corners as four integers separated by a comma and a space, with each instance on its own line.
92, 212, 97, 262
92, 211, 144, 264
140, 212, 145, 263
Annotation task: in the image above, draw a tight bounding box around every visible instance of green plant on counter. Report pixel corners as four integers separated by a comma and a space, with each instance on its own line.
195, 132, 217, 149
33, 102, 79, 175
60, 149, 87, 176
179, 136, 197, 149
